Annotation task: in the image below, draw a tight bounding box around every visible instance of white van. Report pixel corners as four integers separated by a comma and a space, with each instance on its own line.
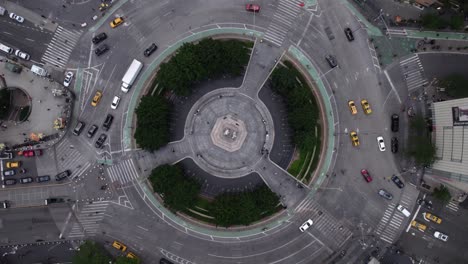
31, 65, 48, 77
0, 43, 13, 54
397, 204, 411, 217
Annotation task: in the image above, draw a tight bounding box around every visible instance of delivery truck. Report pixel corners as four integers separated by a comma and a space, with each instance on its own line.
121, 59, 143, 93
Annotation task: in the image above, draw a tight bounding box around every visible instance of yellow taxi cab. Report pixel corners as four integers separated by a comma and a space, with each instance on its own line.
348, 100, 357, 115
360, 99, 372, 114
350, 131, 359, 147
423, 212, 442, 224
6, 161, 20, 168
126, 252, 138, 259
112, 241, 127, 252
91, 90, 103, 107
411, 220, 427, 232
110, 17, 124, 28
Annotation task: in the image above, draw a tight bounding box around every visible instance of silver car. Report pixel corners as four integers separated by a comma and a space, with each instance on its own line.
3, 170, 15, 177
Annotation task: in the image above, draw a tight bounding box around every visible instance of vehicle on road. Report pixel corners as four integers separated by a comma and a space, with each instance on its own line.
14, 50, 30, 60
3, 170, 15, 177
23, 149, 42, 157
63, 71, 74, 87
110, 17, 124, 28
144, 43, 158, 57
36, 175, 51, 183
92, 32, 107, 44
325, 55, 337, 68
377, 136, 385, 151
95, 44, 109, 56
9, 13, 24, 23
299, 219, 313, 232
87, 125, 98, 138
391, 137, 398, 153
396, 204, 411, 217
391, 114, 399, 132
245, 4, 260, 12
344, 27, 354, 41
73, 121, 85, 136
121, 59, 143, 93
0, 152, 13, 160
19, 177, 33, 184
6, 161, 20, 168
55, 170, 71, 181
91, 91, 103, 107
126, 252, 138, 259
102, 114, 113, 131
350, 132, 359, 146
31, 65, 48, 76
411, 220, 427, 232
360, 169, 372, 182
45, 197, 65, 205
360, 99, 372, 114
391, 175, 405, 188
378, 189, 393, 200
160, 258, 174, 264
348, 100, 357, 115
423, 212, 442, 224
3, 179, 16, 186
1, 200, 10, 209
95, 133, 107, 148
112, 241, 127, 252
433, 231, 448, 241
111, 96, 121, 109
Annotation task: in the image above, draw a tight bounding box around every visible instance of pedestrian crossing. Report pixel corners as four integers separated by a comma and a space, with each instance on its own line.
386, 28, 408, 37
67, 201, 110, 238
446, 200, 459, 212
400, 54, 428, 91
41, 26, 82, 68
295, 198, 353, 249
264, 0, 303, 46
106, 159, 140, 184
375, 189, 419, 244
51, 138, 87, 172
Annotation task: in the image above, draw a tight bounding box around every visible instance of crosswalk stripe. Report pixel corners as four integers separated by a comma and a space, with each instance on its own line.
41, 25, 82, 68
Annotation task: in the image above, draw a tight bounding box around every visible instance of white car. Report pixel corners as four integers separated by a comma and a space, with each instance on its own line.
9, 13, 24, 23
14, 50, 30, 60
63, 71, 74, 87
377, 136, 386, 151
396, 204, 411, 217
299, 219, 313, 232
434, 231, 448, 242
111, 96, 121, 109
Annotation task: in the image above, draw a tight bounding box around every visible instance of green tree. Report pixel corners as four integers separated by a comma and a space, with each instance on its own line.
433, 185, 452, 204
408, 136, 437, 165
134, 95, 170, 151
421, 13, 447, 29
72, 241, 111, 264
449, 15, 464, 30
410, 114, 427, 136
440, 74, 468, 99
116, 257, 140, 264
0, 89, 11, 120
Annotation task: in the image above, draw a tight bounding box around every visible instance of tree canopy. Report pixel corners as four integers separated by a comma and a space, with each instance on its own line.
0, 89, 11, 120
134, 95, 170, 151
407, 115, 437, 166
433, 185, 452, 204
72, 241, 111, 264
440, 74, 468, 99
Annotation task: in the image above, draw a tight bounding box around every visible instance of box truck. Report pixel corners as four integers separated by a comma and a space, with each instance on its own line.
121, 59, 143, 93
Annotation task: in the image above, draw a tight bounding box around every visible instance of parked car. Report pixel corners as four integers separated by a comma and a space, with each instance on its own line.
433, 231, 448, 241
63, 71, 74, 87
110, 17, 124, 28
92, 32, 107, 44
55, 170, 71, 181
344, 27, 354, 41
9, 13, 24, 23
360, 169, 373, 182
378, 189, 393, 200
144, 43, 158, 57
391, 175, 405, 188
36, 175, 51, 183
3, 170, 15, 176
3, 179, 16, 186
325, 55, 337, 68
19, 177, 33, 184
112, 241, 127, 252
14, 50, 30, 60
377, 136, 386, 151
299, 219, 313, 232
391, 114, 399, 132
87, 125, 98, 138
95, 133, 107, 148
391, 137, 398, 153
95, 44, 109, 56
245, 4, 260, 12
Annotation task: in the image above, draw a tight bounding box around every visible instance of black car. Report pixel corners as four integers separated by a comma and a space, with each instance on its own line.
325, 55, 337, 68
3, 179, 16, 186
87, 124, 98, 138
391, 114, 399, 132
20, 177, 33, 184
95, 44, 109, 56
391, 137, 398, 153
36, 175, 51, 183
144, 43, 158, 57
45, 197, 66, 205
102, 114, 113, 131
344, 27, 354, 41
92, 32, 107, 44
160, 259, 174, 264
55, 170, 71, 181
1, 200, 10, 209
73, 121, 85, 136
378, 189, 393, 200
391, 175, 405, 189
95, 133, 107, 148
